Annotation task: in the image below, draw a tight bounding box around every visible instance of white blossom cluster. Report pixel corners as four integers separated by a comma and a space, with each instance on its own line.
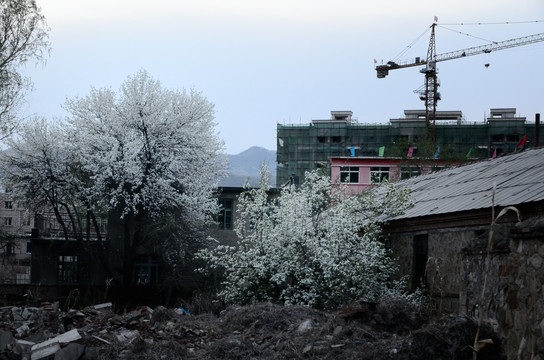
62, 70, 226, 220
198, 166, 417, 309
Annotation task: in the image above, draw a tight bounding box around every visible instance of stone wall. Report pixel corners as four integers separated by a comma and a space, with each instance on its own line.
497, 217, 544, 359
460, 217, 544, 359
390, 226, 487, 315
391, 216, 544, 359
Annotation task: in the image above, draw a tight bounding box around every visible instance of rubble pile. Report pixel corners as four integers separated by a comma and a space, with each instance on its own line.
0, 301, 211, 359
0, 299, 503, 359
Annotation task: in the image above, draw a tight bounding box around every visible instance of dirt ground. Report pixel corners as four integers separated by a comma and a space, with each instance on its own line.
0, 298, 505, 359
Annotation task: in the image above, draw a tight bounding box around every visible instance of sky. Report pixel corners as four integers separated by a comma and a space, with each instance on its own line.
21, 0, 544, 155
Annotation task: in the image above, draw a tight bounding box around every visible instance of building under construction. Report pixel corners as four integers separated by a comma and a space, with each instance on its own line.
276, 108, 542, 186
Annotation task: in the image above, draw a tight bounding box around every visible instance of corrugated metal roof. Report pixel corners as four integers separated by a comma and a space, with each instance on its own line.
393, 147, 544, 220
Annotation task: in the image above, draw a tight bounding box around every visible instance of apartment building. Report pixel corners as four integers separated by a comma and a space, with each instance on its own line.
277, 108, 541, 186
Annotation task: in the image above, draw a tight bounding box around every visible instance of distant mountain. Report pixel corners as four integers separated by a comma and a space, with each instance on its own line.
219, 146, 276, 187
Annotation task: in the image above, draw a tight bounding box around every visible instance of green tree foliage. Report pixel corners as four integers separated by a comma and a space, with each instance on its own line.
198, 167, 416, 309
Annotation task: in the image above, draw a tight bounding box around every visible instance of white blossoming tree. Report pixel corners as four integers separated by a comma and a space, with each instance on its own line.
0, 70, 227, 285
198, 166, 413, 309
0, 0, 50, 134
0, 118, 114, 279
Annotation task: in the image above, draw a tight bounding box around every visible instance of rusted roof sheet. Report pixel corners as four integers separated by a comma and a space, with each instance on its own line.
393, 147, 544, 220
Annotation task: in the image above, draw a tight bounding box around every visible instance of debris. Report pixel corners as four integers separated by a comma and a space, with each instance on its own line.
114, 329, 139, 344
93, 302, 113, 310
297, 319, 314, 333
175, 307, 190, 315
16, 324, 30, 338
0, 299, 503, 359
91, 335, 111, 345
473, 338, 494, 351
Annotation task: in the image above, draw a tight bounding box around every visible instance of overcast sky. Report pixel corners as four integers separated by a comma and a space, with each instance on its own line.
21, 0, 544, 154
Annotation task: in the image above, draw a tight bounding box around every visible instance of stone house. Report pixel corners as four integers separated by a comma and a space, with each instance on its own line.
383, 146, 544, 359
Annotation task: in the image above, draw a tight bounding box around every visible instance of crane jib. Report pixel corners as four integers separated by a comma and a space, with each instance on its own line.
436, 33, 544, 63
376, 32, 544, 77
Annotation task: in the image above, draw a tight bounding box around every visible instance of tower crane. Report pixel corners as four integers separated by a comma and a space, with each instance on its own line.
376, 22, 544, 141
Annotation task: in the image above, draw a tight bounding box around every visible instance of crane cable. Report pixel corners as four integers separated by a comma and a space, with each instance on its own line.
439, 20, 544, 26
437, 20, 544, 44
437, 25, 498, 44
391, 27, 430, 62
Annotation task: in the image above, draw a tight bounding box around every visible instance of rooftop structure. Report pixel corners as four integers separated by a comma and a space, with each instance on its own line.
276, 108, 541, 186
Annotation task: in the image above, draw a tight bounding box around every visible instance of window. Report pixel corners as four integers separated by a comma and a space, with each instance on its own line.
401, 166, 421, 180
4, 201, 12, 210
370, 167, 389, 184
506, 134, 519, 142
26, 241, 31, 254
4, 217, 12, 226
492, 134, 505, 142
134, 263, 159, 285
218, 199, 233, 230
58, 255, 78, 284
340, 166, 359, 183
5, 242, 14, 256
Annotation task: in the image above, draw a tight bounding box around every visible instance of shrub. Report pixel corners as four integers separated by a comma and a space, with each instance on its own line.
198, 167, 414, 309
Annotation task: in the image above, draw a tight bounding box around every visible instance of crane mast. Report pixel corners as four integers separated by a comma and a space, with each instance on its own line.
423, 23, 438, 141
376, 23, 544, 141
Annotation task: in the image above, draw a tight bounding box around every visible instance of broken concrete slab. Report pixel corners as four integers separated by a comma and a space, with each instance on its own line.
31, 329, 81, 360
31, 341, 60, 360
15, 339, 35, 359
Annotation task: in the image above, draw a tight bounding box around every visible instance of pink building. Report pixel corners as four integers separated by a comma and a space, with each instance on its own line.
330, 156, 455, 194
